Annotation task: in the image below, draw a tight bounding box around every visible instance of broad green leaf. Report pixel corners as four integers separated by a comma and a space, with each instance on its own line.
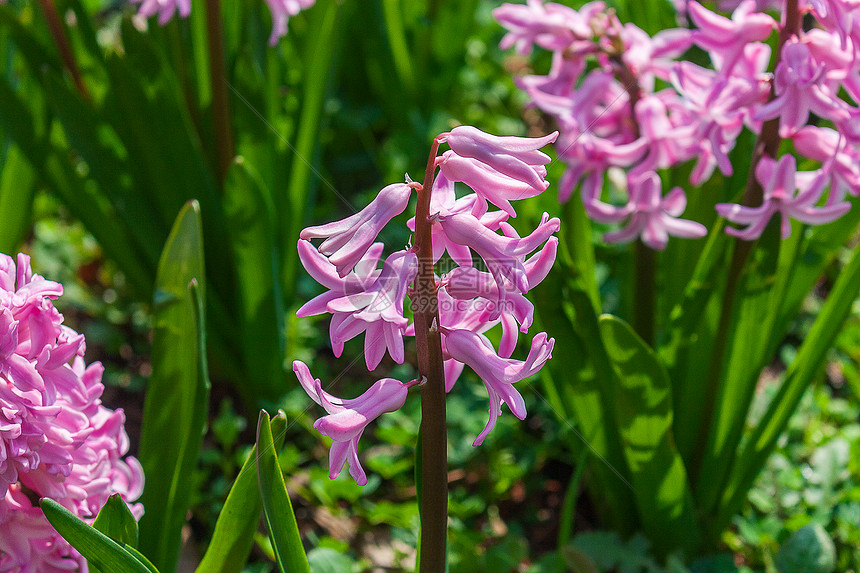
223, 157, 287, 401
39, 498, 153, 573
533, 264, 635, 532
257, 410, 309, 573
717, 238, 860, 535
599, 315, 700, 555
0, 144, 35, 254
196, 415, 287, 573
137, 202, 210, 573
92, 494, 139, 550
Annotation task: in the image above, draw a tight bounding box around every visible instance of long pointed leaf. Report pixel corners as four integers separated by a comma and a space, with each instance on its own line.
196, 415, 287, 573
716, 237, 860, 535
40, 498, 154, 573
137, 202, 209, 573
256, 410, 309, 573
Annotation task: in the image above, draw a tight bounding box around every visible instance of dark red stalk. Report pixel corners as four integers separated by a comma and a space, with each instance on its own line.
412, 138, 448, 571
37, 0, 89, 99
205, 0, 234, 184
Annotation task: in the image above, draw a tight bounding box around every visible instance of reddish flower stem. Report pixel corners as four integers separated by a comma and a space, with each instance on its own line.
37, 0, 89, 99
205, 0, 234, 184
413, 138, 448, 571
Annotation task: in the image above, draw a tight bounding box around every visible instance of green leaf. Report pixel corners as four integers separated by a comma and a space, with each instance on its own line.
39, 498, 154, 573
598, 315, 700, 555
257, 410, 309, 573
137, 202, 210, 573
93, 494, 139, 549
195, 414, 287, 573
0, 144, 35, 254
533, 264, 635, 532
223, 157, 287, 400
90, 494, 141, 573
696, 223, 781, 517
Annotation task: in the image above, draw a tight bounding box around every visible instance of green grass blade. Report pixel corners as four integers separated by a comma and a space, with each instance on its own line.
598, 315, 700, 555
716, 238, 860, 536
695, 224, 781, 515
39, 498, 154, 573
223, 157, 287, 400
137, 201, 209, 573
0, 144, 35, 253
256, 410, 309, 573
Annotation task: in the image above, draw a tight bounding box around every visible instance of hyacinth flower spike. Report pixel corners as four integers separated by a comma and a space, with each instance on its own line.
293, 360, 418, 485
442, 329, 554, 446
301, 182, 413, 277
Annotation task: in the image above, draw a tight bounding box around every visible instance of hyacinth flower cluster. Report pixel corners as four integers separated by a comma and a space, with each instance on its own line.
495, 0, 860, 249
294, 126, 559, 486
0, 254, 143, 571
131, 0, 315, 44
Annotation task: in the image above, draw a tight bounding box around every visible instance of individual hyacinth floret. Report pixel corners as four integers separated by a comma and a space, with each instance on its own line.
130, 0, 315, 44
294, 126, 559, 485
496, 0, 860, 248
0, 253, 144, 572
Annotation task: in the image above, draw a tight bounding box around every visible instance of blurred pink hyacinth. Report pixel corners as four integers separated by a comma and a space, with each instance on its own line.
496, 0, 860, 246
0, 253, 144, 572
131, 0, 315, 43
294, 126, 558, 484
132, 0, 191, 25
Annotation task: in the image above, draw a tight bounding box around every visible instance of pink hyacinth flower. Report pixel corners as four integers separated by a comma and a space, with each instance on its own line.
754, 40, 852, 138
442, 126, 557, 191
132, 0, 191, 25
603, 172, 707, 250
293, 361, 414, 485
326, 250, 418, 370
301, 182, 413, 277
437, 127, 558, 217
793, 126, 860, 201
716, 154, 851, 240
406, 173, 507, 267
439, 211, 560, 296
443, 329, 554, 446
493, 0, 596, 55
295, 239, 381, 357
264, 0, 316, 45
444, 236, 558, 329
687, 0, 776, 74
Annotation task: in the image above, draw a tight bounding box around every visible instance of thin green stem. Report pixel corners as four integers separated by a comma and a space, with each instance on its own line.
689, 0, 799, 487
37, 0, 89, 99
413, 138, 448, 572
204, 0, 234, 184
609, 53, 656, 344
